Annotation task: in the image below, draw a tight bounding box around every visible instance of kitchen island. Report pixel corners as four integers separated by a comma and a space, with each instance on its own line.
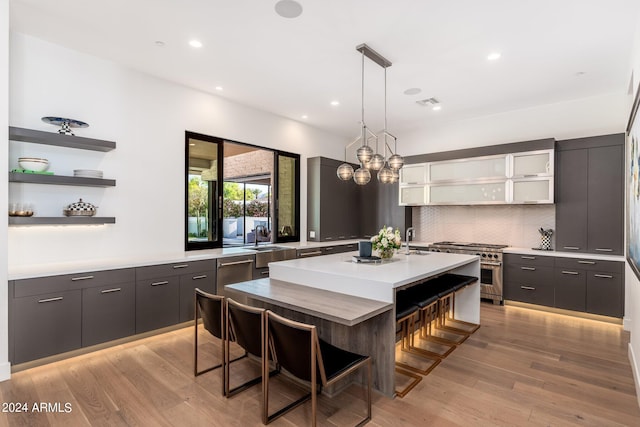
226, 251, 480, 397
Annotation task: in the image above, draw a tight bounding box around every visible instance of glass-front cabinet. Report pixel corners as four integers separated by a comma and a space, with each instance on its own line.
399, 148, 554, 206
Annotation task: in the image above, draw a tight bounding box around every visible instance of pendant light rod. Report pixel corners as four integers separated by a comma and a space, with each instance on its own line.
355, 43, 392, 68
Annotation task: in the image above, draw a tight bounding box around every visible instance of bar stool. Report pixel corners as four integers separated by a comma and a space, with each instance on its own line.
394, 290, 431, 397
401, 281, 458, 357
436, 274, 480, 336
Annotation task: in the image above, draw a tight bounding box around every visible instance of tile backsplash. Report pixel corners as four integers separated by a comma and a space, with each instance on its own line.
413, 204, 556, 249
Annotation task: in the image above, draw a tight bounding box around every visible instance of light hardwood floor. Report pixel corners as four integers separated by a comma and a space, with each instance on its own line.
1, 303, 639, 426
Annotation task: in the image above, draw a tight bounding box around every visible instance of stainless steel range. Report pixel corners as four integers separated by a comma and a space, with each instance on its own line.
426, 241, 507, 304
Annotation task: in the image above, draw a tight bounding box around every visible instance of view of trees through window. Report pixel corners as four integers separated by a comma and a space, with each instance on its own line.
187, 174, 211, 240
223, 181, 271, 246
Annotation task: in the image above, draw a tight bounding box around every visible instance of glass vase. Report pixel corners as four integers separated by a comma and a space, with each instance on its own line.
378, 248, 395, 260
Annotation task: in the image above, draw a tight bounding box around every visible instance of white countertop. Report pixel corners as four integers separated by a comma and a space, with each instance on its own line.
504, 247, 626, 262
269, 251, 479, 303
8, 240, 364, 280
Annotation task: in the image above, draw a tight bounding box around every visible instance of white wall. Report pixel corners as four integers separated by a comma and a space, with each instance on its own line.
0, 0, 10, 381
7, 33, 345, 269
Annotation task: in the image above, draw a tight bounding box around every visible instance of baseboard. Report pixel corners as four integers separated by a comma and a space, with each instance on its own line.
624, 316, 632, 332
629, 343, 640, 409
0, 361, 11, 382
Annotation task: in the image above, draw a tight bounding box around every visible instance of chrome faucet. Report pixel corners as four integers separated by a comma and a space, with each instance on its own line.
405, 227, 415, 254
254, 224, 267, 247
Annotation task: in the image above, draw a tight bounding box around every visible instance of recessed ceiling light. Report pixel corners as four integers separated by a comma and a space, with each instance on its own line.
189, 40, 203, 48
404, 88, 422, 95
330, 101, 340, 106
487, 52, 501, 61
189, 143, 196, 146
215, 86, 223, 91
301, 115, 308, 119
575, 71, 586, 77
154, 41, 165, 47
275, 0, 303, 18
416, 97, 440, 107
432, 105, 442, 111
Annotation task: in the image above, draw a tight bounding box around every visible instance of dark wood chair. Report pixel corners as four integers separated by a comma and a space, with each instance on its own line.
263, 310, 372, 426
193, 288, 245, 395
225, 298, 279, 397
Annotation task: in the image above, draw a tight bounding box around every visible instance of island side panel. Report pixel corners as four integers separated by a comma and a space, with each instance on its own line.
450, 259, 481, 324
245, 298, 396, 397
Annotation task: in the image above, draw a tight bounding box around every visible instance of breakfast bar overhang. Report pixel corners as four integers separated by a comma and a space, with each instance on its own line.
226, 251, 480, 397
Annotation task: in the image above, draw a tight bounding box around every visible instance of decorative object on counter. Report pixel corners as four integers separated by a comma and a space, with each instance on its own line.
538, 227, 553, 250
63, 198, 97, 217
18, 157, 49, 172
371, 225, 401, 259
358, 240, 372, 257
336, 43, 403, 185
8, 203, 34, 217
73, 169, 103, 178
41, 116, 89, 136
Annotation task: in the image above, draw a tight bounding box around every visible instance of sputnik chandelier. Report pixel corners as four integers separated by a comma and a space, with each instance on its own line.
337, 43, 404, 185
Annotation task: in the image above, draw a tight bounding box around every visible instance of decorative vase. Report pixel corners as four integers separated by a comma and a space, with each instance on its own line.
378, 248, 395, 260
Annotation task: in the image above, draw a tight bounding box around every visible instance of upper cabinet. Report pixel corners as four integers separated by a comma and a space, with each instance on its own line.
399, 142, 555, 206
399, 164, 427, 185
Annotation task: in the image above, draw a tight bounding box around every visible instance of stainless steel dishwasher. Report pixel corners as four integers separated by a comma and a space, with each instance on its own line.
216, 254, 255, 298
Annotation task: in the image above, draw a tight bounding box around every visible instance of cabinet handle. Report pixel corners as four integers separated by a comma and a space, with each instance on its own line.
520, 286, 536, 291
38, 296, 63, 303
325, 237, 334, 240
325, 247, 334, 250
521, 256, 536, 260
151, 281, 169, 286
101, 288, 122, 294
300, 251, 323, 257
594, 274, 613, 279
521, 267, 536, 271
578, 260, 596, 265
595, 248, 613, 252
338, 236, 346, 239
172, 264, 189, 269
563, 246, 580, 250
561, 271, 579, 275
260, 271, 269, 276
219, 259, 254, 267
71, 275, 94, 281
192, 275, 207, 280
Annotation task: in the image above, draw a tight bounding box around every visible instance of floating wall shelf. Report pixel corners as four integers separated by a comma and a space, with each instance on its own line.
9, 172, 116, 187
9, 126, 116, 151
9, 217, 116, 226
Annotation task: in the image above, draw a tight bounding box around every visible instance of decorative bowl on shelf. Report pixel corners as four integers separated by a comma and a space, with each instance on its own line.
8, 203, 34, 217
18, 157, 49, 172
42, 116, 89, 136
63, 198, 97, 217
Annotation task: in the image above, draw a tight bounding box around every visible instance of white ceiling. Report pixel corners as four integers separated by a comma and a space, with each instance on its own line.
9, 0, 640, 139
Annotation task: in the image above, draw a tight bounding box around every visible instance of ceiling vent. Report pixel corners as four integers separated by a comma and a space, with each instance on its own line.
416, 97, 439, 107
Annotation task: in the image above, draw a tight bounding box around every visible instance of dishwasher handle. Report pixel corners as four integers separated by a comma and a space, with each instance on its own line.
219, 259, 255, 268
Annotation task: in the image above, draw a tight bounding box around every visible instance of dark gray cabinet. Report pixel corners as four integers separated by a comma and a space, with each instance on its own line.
179, 269, 216, 322
9, 267, 135, 364
555, 134, 624, 255
307, 156, 411, 242
82, 281, 135, 347
503, 261, 554, 306
135, 260, 215, 332
504, 253, 624, 317
12, 288, 81, 364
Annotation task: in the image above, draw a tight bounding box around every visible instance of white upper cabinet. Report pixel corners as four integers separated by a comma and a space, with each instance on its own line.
429, 155, 507, 182
399, 164, 427, 185
511, 150, 553, 178
398, 147, 555, 206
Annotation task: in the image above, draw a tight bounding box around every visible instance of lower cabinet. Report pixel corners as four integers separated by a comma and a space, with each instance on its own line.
82, 282, 135, 347
12, 289, 81, 364
179, 270, 216, 323
504, 253, 624, 317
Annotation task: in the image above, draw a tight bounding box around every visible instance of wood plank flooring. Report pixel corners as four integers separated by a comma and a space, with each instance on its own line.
1, 303, 639, 426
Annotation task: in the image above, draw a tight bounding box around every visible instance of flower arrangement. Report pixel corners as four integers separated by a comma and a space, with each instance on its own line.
371, 225, 401, 258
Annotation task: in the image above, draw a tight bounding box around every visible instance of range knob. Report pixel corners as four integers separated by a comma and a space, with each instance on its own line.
481, 253, 487, 258
475, 253, 481, 256
493, 254, 499, 259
